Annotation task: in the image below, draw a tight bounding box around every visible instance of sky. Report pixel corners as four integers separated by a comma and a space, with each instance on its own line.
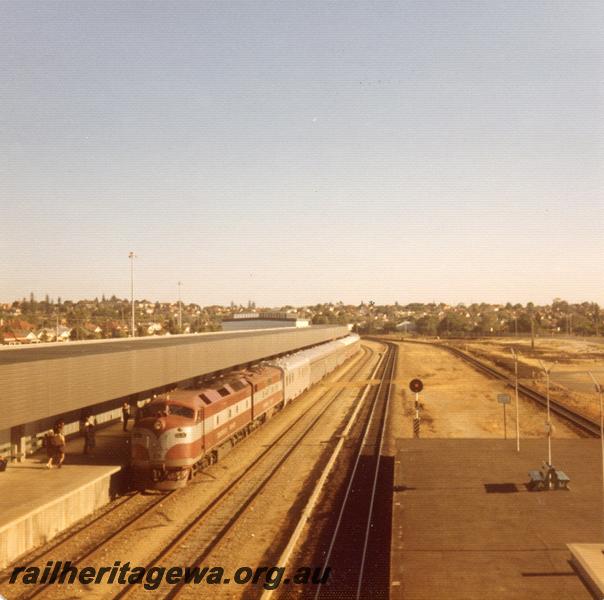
2, 1, 603, 307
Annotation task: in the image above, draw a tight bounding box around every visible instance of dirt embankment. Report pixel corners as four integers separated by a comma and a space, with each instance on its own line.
452, 337, 604, 423
388, 341, 579, 439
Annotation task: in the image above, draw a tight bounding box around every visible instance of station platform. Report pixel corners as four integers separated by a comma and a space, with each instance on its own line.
391, 438, 603, 599
0, 421, 129, 569
568, 543, 604, 598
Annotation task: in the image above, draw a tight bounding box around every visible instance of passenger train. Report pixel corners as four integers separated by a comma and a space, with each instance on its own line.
130, 334, 360, 489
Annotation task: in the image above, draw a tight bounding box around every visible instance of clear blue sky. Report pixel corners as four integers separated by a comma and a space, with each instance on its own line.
2, 1, 603, 306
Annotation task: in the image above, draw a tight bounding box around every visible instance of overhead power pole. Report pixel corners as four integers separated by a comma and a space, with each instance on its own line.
129, 252, 137, 337
178, 281, 183, 333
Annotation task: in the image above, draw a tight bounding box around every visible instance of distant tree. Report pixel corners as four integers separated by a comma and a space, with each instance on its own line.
167, 317, 178, 334
70, 326, 90, 341
383, 321, 398, 333
516, 313, 532, 333
437, 312, 471, 336
405, 303, 427, 312
336, 313, 348, 325
478, 312, 499, 335
552, 298, 569, 312
415, 315, 439, 336
572, 314, 594, 336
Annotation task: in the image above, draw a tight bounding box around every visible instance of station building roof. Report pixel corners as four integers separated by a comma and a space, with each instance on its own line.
0, 325, 349, 430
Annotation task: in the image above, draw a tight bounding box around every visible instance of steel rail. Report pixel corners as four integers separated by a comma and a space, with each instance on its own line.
0, 492, 135, 586
314, 341, 397, 600
17, 490, 176, 600
356, 342, 396, 597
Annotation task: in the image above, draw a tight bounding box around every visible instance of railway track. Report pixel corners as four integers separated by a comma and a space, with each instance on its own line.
0, 492, 133, 586
308, 340, 396, 600
401, 338, 600, 438
6, 490, 176, 600
113, 345, 380, 599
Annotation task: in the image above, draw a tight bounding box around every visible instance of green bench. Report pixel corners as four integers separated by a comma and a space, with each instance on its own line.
555, 470, 570, 489
528, 469, 545, 490
527, 465, 570, 491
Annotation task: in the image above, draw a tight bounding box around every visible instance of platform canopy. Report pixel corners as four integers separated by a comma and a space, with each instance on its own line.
0, 325, 349, 430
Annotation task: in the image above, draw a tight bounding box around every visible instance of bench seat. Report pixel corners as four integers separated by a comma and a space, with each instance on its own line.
528, 470, 545, 490
556, 470, 570, 489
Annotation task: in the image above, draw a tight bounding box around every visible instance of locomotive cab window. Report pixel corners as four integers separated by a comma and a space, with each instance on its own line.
168, 405, 195, 419
141, 403, 170, 418
218, 387, 230, 398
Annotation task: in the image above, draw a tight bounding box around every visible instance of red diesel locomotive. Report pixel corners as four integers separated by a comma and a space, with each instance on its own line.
130, 334, 359, 490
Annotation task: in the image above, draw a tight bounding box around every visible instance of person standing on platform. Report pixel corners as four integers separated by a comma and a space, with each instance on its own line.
45, 431, 55, 468
83, 417, 96, 455
122, 402, 131, 431
48, 421, 66, 468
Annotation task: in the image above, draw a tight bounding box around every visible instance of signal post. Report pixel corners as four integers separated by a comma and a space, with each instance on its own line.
409, 378, 423, 438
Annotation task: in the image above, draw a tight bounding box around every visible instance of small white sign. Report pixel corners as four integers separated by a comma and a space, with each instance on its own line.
497, 394, 511, 405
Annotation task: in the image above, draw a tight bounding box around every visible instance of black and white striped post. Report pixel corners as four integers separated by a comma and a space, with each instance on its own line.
409, 378, 423, 438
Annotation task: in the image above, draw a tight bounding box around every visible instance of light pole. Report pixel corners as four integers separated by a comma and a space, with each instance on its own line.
178, 281, 183, 333
510, 348, 520, 452
128, 252, 136, 337
587, 371, 604, 513
538, 360, 556, 466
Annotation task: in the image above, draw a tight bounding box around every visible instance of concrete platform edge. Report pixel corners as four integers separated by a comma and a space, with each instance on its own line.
569, 543, 604, 600
0, 466, 122, 569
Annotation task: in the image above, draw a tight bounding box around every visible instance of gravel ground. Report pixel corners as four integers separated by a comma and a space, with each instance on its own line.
456, 337, 604, 423
389, 341, 579, 440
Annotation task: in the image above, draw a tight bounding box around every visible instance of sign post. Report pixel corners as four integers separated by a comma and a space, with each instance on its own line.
409, 379, 424, 438
510, 348, 520, 452
497, 394, 511, 440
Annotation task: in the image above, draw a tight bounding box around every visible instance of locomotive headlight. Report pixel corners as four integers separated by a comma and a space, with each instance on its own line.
153, 420, 162, 431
